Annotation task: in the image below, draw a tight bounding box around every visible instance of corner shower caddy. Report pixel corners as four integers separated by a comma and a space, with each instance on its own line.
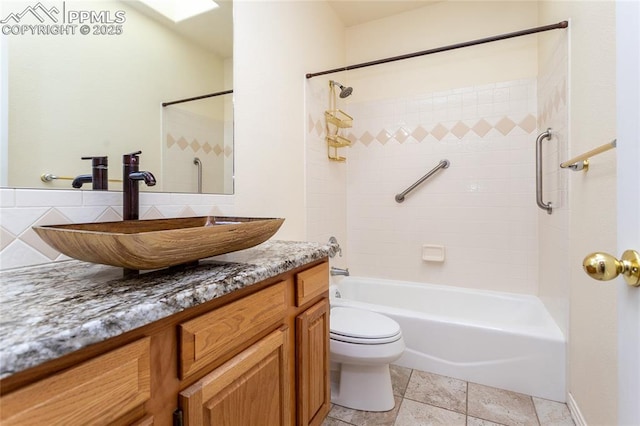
325, 83, 353, 161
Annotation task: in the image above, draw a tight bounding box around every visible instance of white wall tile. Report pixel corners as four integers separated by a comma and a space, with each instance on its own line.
15, 190, 82, 207
335, 79, 540, 294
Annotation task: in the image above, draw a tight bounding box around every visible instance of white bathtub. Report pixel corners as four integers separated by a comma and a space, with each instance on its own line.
330, 276, 566, 402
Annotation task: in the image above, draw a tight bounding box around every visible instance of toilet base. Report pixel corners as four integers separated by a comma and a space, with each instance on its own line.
330, 362, 396, 412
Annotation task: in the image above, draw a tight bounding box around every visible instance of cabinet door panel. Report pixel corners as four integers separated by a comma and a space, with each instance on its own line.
180, 328, 290, 426
1, 338, 151, 426
296, 299, 330, 426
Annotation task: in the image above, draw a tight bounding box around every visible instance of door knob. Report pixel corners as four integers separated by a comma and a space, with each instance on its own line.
583, 250, 640, 287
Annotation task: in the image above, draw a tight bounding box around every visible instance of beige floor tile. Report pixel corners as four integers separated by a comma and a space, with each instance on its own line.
390, 364, 412, 397
467, 382, 539, 426
532, 397, 574, 426
322, 417, 353, 426
404, 370, 467, 414
394, 399, 466, 426
328, 396, 402, 426
467, 416, 506, 426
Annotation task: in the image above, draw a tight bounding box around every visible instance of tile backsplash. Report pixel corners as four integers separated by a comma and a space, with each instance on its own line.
0, 189, 234, 270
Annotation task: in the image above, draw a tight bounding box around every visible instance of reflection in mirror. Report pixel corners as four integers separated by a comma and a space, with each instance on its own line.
162, 90, 233, 194
1, 0, 233, 194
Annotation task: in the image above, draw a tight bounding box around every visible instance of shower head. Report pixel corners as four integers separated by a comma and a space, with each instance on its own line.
330, 80, 353, 98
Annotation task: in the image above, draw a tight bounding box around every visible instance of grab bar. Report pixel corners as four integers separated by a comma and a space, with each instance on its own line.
193, 157, 202, 194
536, 128, 553, 214
395, 159, 450, 203
560, 139, 616, 171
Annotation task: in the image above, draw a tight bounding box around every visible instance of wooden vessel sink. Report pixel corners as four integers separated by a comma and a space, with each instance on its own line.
33, 216, 285, 270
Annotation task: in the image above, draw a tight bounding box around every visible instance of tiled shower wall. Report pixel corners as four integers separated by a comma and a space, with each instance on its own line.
0, 189, 235, 270
307, 79, 540, 295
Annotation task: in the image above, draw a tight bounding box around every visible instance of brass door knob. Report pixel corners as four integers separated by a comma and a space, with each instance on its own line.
583, 250, 640, 287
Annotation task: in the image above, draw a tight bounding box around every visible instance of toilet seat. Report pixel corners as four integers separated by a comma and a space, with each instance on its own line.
330, 307, 402, 344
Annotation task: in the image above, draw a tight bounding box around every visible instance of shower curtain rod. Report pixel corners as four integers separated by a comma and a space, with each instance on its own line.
306, 21, 568, 79
162, 89, 233, 107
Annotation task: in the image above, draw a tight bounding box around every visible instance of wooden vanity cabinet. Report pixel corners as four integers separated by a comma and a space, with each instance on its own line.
177, 260, 331, 426
294, 263, 331, 426
296, 299, 330, 426
0, 260, 330, 426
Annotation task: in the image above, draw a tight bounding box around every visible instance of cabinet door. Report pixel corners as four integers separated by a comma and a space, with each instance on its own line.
296, 298, 330, 426
0, 338, 151, 426
179, 327, 290, 426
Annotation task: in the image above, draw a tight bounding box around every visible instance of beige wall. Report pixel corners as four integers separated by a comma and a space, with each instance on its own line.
345, 1, 539, 100
540, 1, 618, 424
233, 1, 345, 240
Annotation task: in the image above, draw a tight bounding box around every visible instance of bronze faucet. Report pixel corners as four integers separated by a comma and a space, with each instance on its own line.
72, 156, 108, 190
122, 151, 156, 221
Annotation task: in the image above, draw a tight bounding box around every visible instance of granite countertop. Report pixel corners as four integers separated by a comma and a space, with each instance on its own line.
0, 240, 336, 380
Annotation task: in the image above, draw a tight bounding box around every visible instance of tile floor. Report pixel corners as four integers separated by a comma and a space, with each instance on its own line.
322, 365, 575, 426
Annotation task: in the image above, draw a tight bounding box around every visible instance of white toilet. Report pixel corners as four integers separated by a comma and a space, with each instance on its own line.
329, 306, 405, 412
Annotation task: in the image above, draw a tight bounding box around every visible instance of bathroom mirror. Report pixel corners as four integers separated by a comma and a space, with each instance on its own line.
1, 0, 234, 194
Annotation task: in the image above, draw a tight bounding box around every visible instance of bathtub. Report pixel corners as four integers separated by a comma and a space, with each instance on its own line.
330, 276, 566, 402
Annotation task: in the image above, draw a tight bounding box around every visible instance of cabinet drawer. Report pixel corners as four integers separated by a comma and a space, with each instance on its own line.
295, 262, 329, 307
1, 337, 151, 426
179, 281, 287, 379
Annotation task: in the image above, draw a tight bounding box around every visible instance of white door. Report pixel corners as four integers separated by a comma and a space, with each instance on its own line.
616, 1, 639, 424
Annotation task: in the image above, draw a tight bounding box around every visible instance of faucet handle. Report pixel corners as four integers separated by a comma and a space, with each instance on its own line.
123, 151, 142, 165
81, 156, 108, 167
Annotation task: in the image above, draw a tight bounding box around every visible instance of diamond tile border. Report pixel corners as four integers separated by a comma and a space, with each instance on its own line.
310, 79, 539, 147
166, 133, 232, 157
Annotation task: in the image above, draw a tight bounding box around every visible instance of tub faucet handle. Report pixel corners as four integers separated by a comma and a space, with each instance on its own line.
328, 236, 342, 258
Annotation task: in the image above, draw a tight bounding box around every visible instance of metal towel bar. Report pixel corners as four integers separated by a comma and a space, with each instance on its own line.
40, 173, 122, 183
395, 159, 450, 203
536, 128, 553, 214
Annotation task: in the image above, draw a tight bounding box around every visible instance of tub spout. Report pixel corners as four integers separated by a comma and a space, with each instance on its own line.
330, 267, 350, 276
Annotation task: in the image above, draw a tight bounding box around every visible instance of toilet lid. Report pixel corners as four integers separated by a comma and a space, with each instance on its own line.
330, 307, 401, 342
